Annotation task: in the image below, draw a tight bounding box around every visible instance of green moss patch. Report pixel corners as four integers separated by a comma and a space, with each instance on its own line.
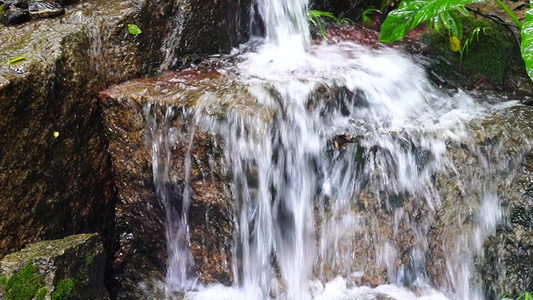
51, 279, 75, 300
2, 262, 46, 300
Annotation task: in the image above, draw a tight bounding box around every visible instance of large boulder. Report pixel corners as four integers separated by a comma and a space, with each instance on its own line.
101, 62, 533, 297
0, 0, 174, 296
0, 0, 252, 298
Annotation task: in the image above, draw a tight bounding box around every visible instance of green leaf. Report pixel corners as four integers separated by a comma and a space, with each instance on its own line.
127, 24, 142, 35
460, 26, 485, 60
309, 10, 336, 20
521, 9, 533, 81
450, 10, 463, 39
433, 15, 441, 32
0, 5, 4, 16
455, 5, 470, 16
7, 56, 26, 65
379, 0, 484, 43
440, 10, 463, 39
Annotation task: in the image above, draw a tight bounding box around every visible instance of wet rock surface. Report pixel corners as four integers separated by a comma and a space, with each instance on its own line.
0, 0, 30, 25
0, 0, 176, 290
0, 0, 65, 25
0, 233, 108, 299
0, 0, 252, 297
99, 70, 256, 297
321, 104, 533, 293
0, 0, 196, 298
102, 64, 533, 297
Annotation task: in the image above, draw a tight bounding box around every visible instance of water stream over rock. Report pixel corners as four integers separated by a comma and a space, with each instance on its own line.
140, 0, 533, 299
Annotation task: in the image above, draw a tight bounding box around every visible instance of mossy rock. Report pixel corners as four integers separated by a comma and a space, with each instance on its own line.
0, 262, 47, 300
422, 17, 531, 92
0, 234, 108, 300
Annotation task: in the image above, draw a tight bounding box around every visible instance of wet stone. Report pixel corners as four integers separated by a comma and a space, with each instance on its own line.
1, 0, 64, 25
28, 0, 64, 19
0, 0, 30, 25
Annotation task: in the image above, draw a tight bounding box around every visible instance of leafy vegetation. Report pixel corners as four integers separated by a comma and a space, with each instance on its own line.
460, 26, 486, 59
127, 24, 142, 35
423, 17, 516, 86
308, 10, 349, 39
518, 293, 533, 300
521, 10, 533, 80
379, 0, 533, 82
379, 0, 482, 43
359, 8, 380, 25
502, 292, 533, 300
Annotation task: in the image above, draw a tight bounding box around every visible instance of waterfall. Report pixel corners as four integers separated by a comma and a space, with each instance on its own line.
147, 0, 533, 299
146, 104, 198, 297
251, 0, 310, 48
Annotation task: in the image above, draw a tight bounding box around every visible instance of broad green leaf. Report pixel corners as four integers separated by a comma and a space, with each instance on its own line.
441, 10, 463, 39
7, 56, 26, 65
433, 15, 441, 32
450, 10, 463, 39
127, 24, 142, 35
380, 0, 484, 43
521, 9, 533, 81
0, 5, 4, 16
455, 5, 470, 16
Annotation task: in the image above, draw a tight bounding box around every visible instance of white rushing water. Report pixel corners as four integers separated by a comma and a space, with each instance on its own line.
148, 0, 530, 299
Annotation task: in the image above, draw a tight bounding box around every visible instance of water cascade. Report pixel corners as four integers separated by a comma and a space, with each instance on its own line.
144, 0, 533, 299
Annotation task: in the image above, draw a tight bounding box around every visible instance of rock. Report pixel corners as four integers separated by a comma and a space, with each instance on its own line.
0, 0, 177, 297
316, 104, 533, 292
0, 233, 108, 300
101, 66, 533, 297
475, 108, 533, 298
99, 70, 264, 297
159, 0, 252, 69
0, 0, 30, 25
28, 0, 64, 20
0, 0, 65, 26
0, 0, 252, 297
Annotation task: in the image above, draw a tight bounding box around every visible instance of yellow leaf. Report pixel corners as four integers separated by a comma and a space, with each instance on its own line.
53, 131, 59, 138
450, 36, 461, 52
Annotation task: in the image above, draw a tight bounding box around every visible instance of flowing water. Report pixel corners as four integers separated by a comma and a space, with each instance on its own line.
145, 0, 533, 299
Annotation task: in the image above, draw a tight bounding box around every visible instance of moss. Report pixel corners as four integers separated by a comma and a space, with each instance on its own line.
35, 288, 47, 300
85, 255, 93, 266
3, 262, 45, 300
0, 274, 7, 285
51, 279, 75, 300
423, 17, 521, 89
